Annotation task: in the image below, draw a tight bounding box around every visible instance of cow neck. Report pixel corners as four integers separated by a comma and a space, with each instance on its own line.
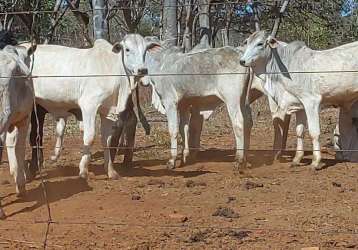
255, 45, 291, 103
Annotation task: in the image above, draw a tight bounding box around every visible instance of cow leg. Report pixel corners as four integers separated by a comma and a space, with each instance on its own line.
100, 116, 119, 180
291, 110, 306, 167
179, 108, 190, 165
166, 104, 179, 169
6, 118, 29, 196
29, 104, 47, 179
123, 108, 137, 166
0, 132, 6, 163
78, 105, 98, 179
303, 101, 322, 170
188, 108, 204, 161
50, 117, 67, 162
226, 103, 248, 171
272, 115, 290, 160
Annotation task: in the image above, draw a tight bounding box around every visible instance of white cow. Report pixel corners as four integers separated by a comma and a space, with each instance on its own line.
25, 34, 159, 179
240, 30, 358, 169
0, 43, 36, 219
143, 42, 253, 170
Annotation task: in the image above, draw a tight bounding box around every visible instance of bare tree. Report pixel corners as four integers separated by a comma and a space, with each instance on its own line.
197, 0, 211, 46
182, 0, 194, 51
162, 0, 177, 45
92, 0, 109, 40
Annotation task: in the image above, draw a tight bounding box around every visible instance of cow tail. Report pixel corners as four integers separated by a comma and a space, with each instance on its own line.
134, 87, 151, 135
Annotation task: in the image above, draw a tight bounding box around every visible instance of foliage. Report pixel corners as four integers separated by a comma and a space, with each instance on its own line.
0, 0, 357, 49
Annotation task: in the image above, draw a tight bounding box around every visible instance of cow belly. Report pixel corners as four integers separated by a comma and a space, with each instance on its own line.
34, 80, 80, 111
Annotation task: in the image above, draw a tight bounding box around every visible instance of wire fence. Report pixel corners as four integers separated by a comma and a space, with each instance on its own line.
3, 69, 358, 79
1, 3, 358, 250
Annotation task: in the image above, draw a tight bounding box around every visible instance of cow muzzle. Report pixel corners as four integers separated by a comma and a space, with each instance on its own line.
137, 68, 148, 76
239, 59, 247, 67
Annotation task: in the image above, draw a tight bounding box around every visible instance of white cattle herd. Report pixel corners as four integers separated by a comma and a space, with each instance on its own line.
1, 29, 358, 218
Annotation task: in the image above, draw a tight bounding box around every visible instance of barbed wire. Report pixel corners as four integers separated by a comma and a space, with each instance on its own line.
2, 69, 358, 79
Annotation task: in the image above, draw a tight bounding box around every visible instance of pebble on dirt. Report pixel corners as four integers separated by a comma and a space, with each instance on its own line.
185, 180, 207, 188
243, 180, 264, 190
212, 206, 240, 218
131, 194, 141, 200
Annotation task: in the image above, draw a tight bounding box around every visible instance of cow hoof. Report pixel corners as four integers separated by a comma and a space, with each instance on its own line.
16, 185, 26, 197
167, 160, 176, 170
50, 155, 58, 162
79, 171, 88, 179
108, 171, 120, 180
310, 163, 324, 171
233, 160, 246, 172
290, 161, 300, 167
0, 209, 5, 220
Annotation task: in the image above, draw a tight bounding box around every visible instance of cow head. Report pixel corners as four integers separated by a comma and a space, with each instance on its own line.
0, 44, 36, 134
239, 31, 277, 68
112, 34, 161, 89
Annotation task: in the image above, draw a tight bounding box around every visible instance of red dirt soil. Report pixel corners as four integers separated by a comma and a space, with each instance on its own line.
0, 107, 357, 249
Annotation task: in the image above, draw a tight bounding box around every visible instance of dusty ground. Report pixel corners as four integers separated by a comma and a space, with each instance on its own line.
0, 102, 357, 249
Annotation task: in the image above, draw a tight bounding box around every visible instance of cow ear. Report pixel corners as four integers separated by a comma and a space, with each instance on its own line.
267, 37, 278, 49
112, 42, 122, 53
146, 42, 161, 52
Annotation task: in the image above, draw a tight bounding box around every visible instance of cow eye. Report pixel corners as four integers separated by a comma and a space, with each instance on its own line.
257, 43, 264, 47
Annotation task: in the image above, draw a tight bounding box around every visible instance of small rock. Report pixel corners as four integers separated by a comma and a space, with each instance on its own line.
147, 179, 165, 188
301, 247, 319, 250
227, 196, 236, 203
131, 194, 141, 200
212, 206, 240, 218
332, 181, 341, 187
0, 180, 10, 185
187, 230, 210, 243
243, 180, 264, 190
168, 213, 188, 223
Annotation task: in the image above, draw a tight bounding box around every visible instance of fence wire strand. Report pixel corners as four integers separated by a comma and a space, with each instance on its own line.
2, 70, 358, 79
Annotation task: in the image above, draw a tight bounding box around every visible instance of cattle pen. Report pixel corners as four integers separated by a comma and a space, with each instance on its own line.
1, 1, 358, 249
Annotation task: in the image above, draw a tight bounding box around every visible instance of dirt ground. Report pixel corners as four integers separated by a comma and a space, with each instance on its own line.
0, 104, 357, 249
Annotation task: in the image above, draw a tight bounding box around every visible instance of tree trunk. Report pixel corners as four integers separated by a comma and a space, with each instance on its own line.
163, 0, 177, 46
92, 0, 108, 40
183, 0, 193, 51
198, 0, 211, 47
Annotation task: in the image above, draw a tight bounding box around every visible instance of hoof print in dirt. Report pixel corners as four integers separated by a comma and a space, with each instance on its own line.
243, 180, 263, 190
226, 196, 236, 203
131, 194, 141, 200
186, 229, 211, 243
332, 181, 342, 188
185, 180, 207, 188
212, 206, 240, 218
168, 213, 188, 223
147, 179, 165, 188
